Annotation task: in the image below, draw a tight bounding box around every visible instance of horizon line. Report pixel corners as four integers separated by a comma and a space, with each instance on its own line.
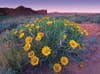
0, 6, 100, 14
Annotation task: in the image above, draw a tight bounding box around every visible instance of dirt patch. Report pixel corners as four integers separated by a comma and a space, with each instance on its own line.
81, 23, 100, 39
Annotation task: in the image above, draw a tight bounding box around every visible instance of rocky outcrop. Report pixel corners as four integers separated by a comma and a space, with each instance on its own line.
0, 6, 47, 16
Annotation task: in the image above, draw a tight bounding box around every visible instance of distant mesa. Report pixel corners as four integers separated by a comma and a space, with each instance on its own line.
0, 6, 47, 16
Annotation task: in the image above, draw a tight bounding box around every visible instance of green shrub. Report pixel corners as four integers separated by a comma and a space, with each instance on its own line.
0, 16, 88, 73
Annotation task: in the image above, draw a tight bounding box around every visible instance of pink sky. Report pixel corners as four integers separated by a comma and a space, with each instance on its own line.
0, 0, 100, 13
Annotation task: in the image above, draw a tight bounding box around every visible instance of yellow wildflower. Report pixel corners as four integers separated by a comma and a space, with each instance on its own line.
77, 43, 81, 48
84, 30, 88, 36
30, 56, 39, 66
31, 23, 34, 28
64, 19, 70, 25
37, 32, 44, 37
69, 40, 78, 49
60, 56, 69, 66
76, 25, 80, 29
64, 23, 68, 26
78, 28, 85, 35
25, 24, 30, 28
29, 28, 32, 32
28, 50, 35, 58
25, 36, 33, 43
42, 46, 51, 56
23, 43, 31, 51
35, 25, 40, 29
35, 36, 42, 41
43, 16, 48, 20
63, 34, 67, 39
19, 32, 24, 38
80, 31, 84, 35
47, 21, 53, 25
53, 63, 62, 73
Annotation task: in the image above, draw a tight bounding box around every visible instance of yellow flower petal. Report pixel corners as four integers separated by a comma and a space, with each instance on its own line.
28, 50, 35, 58
53, 63, 62, 73
25, 36, 33, 43
35, 36, 42, 41
47, 21, 53, 25
30, 56, 39, 66
19, 32, 24, 38
37, 32, 44, 37
60, 56, 69, 66
42, 46, 51, 56
23, 43, 31, 51
69, 40, 78, 49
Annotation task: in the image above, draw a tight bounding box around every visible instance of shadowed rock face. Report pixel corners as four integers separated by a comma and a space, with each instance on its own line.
0, 6, 47, 16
